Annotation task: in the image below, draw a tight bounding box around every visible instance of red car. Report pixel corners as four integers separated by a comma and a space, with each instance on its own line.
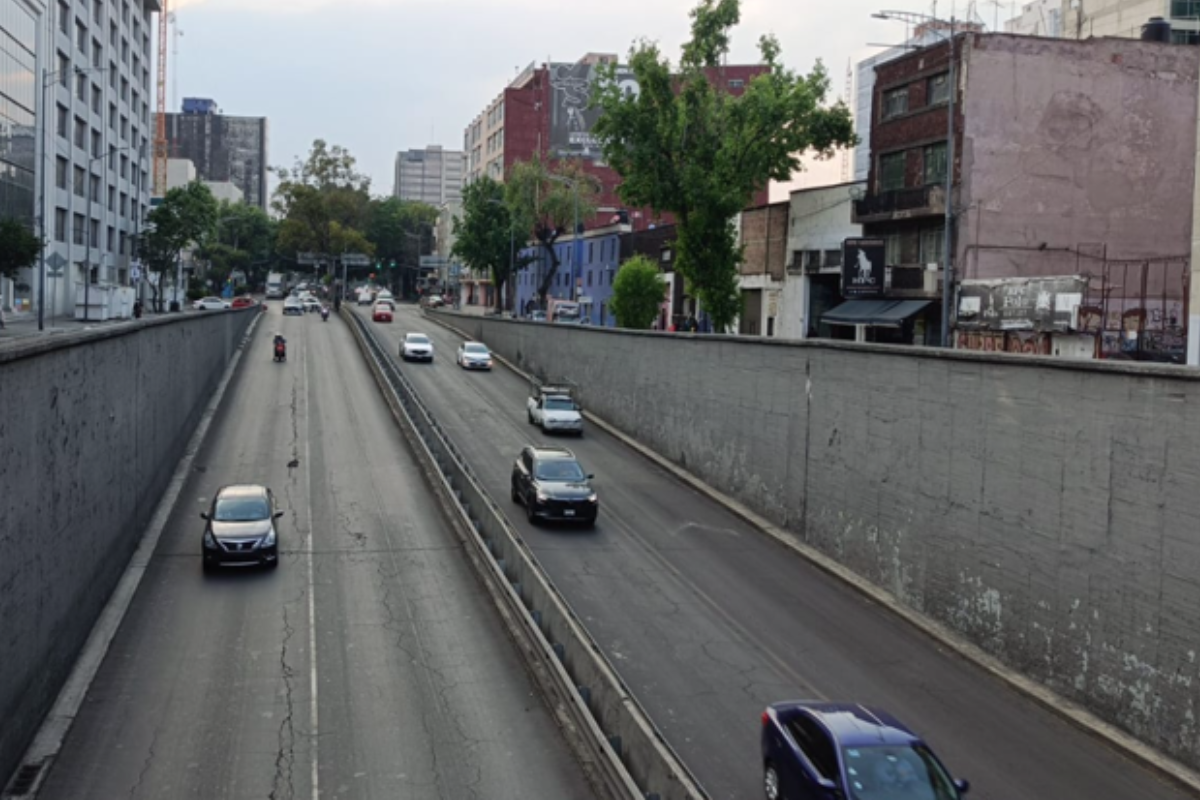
372, 302, 393, 323
231, 295, 256, 309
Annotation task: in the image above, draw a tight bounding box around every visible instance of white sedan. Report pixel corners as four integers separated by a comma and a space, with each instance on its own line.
302, 297, 322, 313
193, 296, 231, 310
456, 342, 493, 370
400, 332, 434, 362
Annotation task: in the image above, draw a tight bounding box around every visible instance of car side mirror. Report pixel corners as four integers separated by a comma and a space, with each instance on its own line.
274, 511, 285, 519
587, 474, 595, 480
954, 779, 970, 794
200, 512, 209, 520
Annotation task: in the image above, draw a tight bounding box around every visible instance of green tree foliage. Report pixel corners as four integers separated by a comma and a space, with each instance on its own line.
609, 255, 667, 329
140, 181, 219, 310
272, 140, 373, 266
0, 218, 43, 280
505, 154, 599, 305
366, 197, 439, 292
194, 201, 276, 289
591, 0, 855, 331
451, 176, 525, 312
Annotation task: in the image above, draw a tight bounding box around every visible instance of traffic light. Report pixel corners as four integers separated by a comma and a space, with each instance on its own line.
389, 259, 397, 270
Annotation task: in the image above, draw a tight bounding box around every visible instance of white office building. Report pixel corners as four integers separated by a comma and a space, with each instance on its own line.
393, 145, 465, 206
2, 0, 159, 324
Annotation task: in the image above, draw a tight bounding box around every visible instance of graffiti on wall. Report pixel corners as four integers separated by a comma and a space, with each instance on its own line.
956, 330, 1053, 355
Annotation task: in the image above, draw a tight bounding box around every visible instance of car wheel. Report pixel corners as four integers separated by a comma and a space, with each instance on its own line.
583, 518, 596, 530
763, 763, 781, 800
511, 483, 520, 503
527, 410, 535, 425
202, 559, 215, 574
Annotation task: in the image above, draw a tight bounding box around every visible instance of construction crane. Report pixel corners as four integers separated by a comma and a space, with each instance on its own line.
153, 0, 169, 197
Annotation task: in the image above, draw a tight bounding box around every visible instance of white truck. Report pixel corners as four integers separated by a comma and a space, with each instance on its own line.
526, 376, 583, 436
266, 272, 285, 299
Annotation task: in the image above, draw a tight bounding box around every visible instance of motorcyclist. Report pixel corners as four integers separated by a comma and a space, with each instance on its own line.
273, 333, 287, 361
320, 305, 330, 321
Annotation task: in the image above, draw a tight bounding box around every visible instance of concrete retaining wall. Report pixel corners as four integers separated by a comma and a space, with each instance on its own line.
0, 311, 257, 784
441, 312, 1200, 771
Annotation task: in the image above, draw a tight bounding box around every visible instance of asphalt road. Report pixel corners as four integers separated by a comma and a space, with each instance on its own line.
363, 303, 1196, 800
35, 307, 595, 800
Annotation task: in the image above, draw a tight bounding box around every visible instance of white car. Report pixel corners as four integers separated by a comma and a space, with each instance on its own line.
527, 393, 583, 435
400, 332, 434, 362
194, 296, 231, 310
357, 289, 375, 306
302, 297, 322, 313
456, 342, 493, 370
375, 290, 395, 305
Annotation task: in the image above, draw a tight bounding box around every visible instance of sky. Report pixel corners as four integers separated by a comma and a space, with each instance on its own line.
169, 0, 1002, 200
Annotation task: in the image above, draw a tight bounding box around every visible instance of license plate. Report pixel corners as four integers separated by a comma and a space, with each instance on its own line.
563, 509, 575, 517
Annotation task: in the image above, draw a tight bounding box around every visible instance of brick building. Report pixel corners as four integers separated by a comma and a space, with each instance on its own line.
852, 31, 1198, 356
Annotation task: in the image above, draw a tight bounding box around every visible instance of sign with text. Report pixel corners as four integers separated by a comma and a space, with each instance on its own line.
956, 276, 1087, 332
841, 238, 886, 298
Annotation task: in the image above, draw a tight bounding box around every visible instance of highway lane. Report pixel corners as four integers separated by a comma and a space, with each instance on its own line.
35, 308, 595, 800
364, 302, 1196, 800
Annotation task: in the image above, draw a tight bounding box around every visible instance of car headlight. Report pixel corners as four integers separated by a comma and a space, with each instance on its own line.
587, 493, 598, 503
203, 529, 217, 547
262, 526, 276, 547
535, 491, 549, 503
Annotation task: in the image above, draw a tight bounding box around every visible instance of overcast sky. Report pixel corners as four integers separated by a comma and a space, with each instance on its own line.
171, 0, 999, 199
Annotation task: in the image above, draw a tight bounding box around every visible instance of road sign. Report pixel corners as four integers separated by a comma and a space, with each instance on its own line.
341, 253, 371, 267
296, 252, 321, 265
47, 252, 67, 269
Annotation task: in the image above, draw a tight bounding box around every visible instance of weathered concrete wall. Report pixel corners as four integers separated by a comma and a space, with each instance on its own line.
0, 311, 256, 784
446, 312, 1200, 770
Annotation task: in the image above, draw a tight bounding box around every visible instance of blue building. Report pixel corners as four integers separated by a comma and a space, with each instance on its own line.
514, 229, 624, 326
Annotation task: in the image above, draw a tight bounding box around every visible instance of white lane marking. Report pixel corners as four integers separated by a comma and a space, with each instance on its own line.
2, 314, 264, 800
302, 341, 320, 800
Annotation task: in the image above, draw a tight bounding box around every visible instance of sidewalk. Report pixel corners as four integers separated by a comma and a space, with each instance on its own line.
0, 312, 150, 342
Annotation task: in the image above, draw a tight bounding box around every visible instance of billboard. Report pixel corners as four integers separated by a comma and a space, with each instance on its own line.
841, 238, 886, 297
548, 62, 639, 160
956, 276, 1086, 332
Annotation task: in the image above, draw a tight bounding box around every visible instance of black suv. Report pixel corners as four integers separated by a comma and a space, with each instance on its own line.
511, 445, 598, 527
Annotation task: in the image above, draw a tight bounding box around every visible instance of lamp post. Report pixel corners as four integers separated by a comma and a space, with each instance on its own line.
873, 10, 957, 347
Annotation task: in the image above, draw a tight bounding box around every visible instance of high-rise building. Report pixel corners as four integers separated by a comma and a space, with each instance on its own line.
165, 98, 268, 210
393, 145, 465, 206
14, 0, 160, 321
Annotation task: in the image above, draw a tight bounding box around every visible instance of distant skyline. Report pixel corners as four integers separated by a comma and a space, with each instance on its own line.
169, 0, 998, 202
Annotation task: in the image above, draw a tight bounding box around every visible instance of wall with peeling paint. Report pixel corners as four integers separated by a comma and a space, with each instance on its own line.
0, 310, 256, 786
447, 312, 1200, 771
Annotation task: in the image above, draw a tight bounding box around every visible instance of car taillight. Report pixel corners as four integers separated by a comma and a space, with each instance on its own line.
761, 710, 771, 727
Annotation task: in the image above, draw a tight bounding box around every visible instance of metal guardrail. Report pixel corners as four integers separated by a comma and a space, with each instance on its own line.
344, 310, 708, 800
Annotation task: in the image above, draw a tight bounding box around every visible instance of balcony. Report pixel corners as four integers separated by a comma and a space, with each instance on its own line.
852, 185, 946, 224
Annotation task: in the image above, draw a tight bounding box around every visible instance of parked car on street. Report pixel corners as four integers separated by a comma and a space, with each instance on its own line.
400, 332, 434, 362
529, 310, 547, 322
193, 296, 231, 310
200, 484, 284, 571
761, 701, 969, 800
510, 445, 598, 527
456, 341, 493, 370
372, 302, 393, 323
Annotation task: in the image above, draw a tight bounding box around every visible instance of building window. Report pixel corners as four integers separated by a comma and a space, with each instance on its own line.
801, 250, 821, 270
587, 271, 593, 287
55, 208, 68, 242
90, 173, 100, 202
73, 166, 85, 196
729, 78, 745, 89
76, 21, 88, 55
109, 102, 117, 131
75, 72, 87, 102
924, 142, 948, 185
879, 151, 906, 192
56, 157, 68, 189
107, 225, 115, 252
120, 231, 127, 254
94, 0, 102, 18
92, 128, 103, 157
882, 87, 909, 120
120, 192, 127, 215
110, 21, 117, 46
59, 2, 70, 34
920, 226, 945, 267
928, 73, 950, 106
92, 84, 102, 113
73, 213, 85, 245
1173, 28, 1200, 44
108, 186, 116, 210
57, 104, 68, 138
823, 249, 842, 268
58, 52, 70, 85
92, 38, 102, 68
89, 218, 99, 247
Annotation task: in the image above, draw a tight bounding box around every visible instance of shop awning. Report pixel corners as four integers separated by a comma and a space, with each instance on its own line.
823, 299, 932, 327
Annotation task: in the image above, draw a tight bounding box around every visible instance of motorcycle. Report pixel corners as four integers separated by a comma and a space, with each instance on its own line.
320, 306, 329, 322
273, 338, 287, 362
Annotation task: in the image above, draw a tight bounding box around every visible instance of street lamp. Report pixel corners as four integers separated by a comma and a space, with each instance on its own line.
37, 65, 106, 330
873, 10, 957, 348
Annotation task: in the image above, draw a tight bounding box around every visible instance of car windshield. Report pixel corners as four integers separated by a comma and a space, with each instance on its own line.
534, 459, 586, 482
544, 397, 575, 411
213, 495, 270, 522
464, 344, 488, 354
408, 335, 430, 344
841, 745, 960, 800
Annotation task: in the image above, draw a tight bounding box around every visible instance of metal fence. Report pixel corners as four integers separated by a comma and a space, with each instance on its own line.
1079, 257, 1189, 363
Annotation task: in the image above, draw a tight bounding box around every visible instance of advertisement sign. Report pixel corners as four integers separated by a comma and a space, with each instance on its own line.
956, 276, 1087, 332
841, 238, 886, 298
548, 62, 639, 160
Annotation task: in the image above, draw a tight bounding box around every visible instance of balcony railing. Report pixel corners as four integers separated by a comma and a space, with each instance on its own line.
853, 185, 945, 222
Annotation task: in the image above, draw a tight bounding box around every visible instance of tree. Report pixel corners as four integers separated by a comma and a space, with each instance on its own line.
273, 140, 374, 280
451, 176, 526, 312
365, 197, 439, 295
140, 182, 219, 310
609, 255, 667, 329
194, 201, 275, 289
0, 218, 43, 280
506, 154, 599, 306
591, 0, 855, 331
